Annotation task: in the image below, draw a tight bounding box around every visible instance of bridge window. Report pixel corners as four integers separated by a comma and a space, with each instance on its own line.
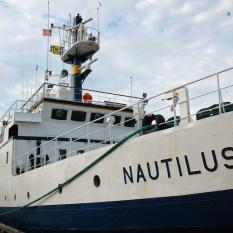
71, 111, 86, 122
90, 113, 104, 123
59, 149, 67, 160
113, 115, 121, 125
124, 117, 136, 127
77, 149, 85, 154
8, 124, 18, 139
51, 109, 67, 120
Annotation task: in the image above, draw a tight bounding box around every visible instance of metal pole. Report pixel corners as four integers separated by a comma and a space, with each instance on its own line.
87, 124, 90, 151
172, 91, 177, 127
216, 73, 224, 114
46, 0, 50, 72
21, 51, 24, 100
97, 2, 102, 33
70, 133, 72, 157
69, 13, 72, 49
130, 76, 132, 104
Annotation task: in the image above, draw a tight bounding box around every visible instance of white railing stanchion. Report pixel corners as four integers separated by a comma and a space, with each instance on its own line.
109, 123, 113, 144
216, 73, 224, 114
54, 139, 57, 162
43, 144, 46, 166
26, 153, 29, 172
86, 124, 89, 151
172, 90, 177, 127
69, 133, 72, 157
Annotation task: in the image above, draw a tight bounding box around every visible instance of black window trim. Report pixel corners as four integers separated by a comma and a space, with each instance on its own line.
51, 109, 68, 121
90, 112, 105, 124
71, 110, 87, 122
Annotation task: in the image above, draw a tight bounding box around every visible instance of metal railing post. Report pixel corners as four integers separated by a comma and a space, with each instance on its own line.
87, 124, 90, 151
172, 90, 177, 127
26, 153, 29, 172
70, 132, 72, 157
137, 103, 141, 131
54, 139, 57, 162
43, 144, 46, 166
109, 122, 113, 144
216, 73, 224, 114
42, 83, 46, 99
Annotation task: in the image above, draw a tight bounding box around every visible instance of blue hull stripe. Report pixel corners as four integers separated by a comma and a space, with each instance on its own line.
0, 189, 233, 231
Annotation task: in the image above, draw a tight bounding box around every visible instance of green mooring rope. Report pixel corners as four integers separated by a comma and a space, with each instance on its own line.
0, 126, 148, 216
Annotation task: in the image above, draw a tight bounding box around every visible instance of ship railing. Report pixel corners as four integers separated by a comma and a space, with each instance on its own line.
12, 67, 233, 175
0, 80, 140, 139
0, 100, 37, 127
20, 81, 142, 110
61, 25, 100, 53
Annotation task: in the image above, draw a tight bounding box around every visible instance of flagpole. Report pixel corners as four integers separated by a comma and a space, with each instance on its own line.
46, 0, 50, 74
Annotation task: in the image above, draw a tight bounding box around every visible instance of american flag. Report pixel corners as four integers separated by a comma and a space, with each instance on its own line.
42, 29, 52, 36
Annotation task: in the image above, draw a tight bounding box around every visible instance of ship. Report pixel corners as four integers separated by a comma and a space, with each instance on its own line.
0, 12, 233, 232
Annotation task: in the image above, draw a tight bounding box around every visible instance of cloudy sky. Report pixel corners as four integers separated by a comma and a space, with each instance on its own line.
0, 0, 233, 115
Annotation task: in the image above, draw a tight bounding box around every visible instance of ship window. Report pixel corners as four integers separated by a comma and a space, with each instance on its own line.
8, 124, 18, 139
6, 152, 8, 164
59, 149, 67, 160
113, 115, 121, 125
90, 113, 104, 123
124, 117, 136, 127
51, 109, 67, 120
71, 111, 86, 122
16, 167, 20, 175
77, 150, 85, 154
27, 192, 30, 199
14, 194, 16, 201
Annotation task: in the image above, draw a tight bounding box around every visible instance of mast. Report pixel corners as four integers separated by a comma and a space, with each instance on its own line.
50, 13, 100, 101
46, 0, 50, 73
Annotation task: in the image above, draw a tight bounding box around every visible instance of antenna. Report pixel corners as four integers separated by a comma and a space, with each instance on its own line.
26, 80, 29, 101
35, 64, 38, 90
31, 68, 33, 96
20, 51, 24, 100
130, 76, 133, 104
46, 0, 50, 73
97, 2, 102, 36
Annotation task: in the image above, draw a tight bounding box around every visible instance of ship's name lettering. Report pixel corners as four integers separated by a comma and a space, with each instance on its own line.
122, 146, 233, 184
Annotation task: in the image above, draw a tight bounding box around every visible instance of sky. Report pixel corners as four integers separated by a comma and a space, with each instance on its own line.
0, 0, 233, 116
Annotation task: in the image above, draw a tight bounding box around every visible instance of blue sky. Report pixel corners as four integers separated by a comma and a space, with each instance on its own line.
0, 0, 233, 115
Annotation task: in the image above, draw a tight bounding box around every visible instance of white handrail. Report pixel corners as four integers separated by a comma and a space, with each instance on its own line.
11, 67, 233, 175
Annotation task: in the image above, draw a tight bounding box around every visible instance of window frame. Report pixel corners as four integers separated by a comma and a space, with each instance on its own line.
124, 117, 137, 127
90, 112, 105, 124
71, 110, 87, 122
51, 109, 68, 120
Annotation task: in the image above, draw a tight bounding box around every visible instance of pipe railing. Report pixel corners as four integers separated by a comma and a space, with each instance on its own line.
11, 66, 233, 175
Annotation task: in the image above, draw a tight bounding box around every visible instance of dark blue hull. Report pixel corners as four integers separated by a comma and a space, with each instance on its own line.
1, 189, 233, 232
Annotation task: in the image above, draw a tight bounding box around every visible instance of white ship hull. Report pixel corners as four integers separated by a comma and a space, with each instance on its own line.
0, 112, 232, 231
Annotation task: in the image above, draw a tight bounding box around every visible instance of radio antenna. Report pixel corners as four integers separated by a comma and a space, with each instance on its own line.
20, 50, 24, 100
97, 2, 102, 35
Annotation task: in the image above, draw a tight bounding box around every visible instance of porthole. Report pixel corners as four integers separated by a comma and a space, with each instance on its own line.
27, 192, 30, 199
14, 194, 16, 201
93, 175, 101, 188
4, 196, 6, 201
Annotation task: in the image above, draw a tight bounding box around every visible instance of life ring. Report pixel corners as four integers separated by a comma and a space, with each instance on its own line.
83, 92, 92, 102
142, 114, 165, 134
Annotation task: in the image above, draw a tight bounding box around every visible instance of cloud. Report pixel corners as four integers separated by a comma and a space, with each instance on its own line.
0, 0, 232, 117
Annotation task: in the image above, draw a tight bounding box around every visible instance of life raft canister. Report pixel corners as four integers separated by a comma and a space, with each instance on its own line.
142, 113, 165, 134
